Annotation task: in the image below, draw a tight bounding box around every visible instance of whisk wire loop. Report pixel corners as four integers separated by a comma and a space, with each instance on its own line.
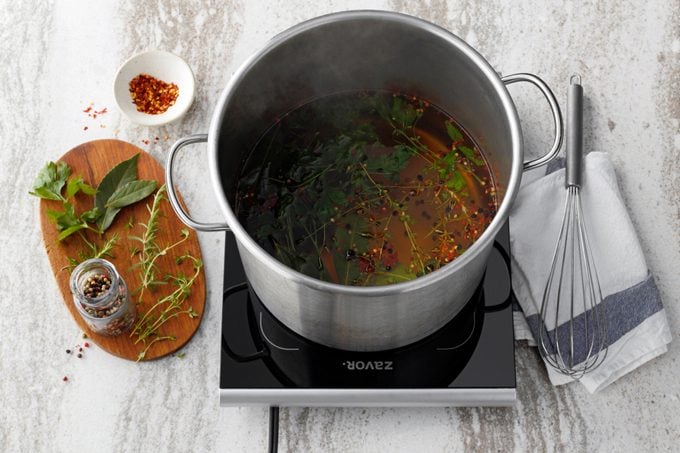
539, 186, 608, 378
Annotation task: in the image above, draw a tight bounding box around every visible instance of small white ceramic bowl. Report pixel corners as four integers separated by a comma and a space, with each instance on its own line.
113, 50, 195, 126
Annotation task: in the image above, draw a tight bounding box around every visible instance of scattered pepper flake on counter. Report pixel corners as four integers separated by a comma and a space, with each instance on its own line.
129, 73, 179, 114
81, 103, 108, 131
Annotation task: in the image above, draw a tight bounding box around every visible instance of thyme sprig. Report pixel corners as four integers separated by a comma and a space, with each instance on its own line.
63, 233, 119, 271
132, 256, 202, 361
129, 185, 201, 360
129, 185, 190, 303
136, 335, 176, 362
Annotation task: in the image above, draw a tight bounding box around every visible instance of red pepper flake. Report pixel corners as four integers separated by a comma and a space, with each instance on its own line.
82, 104, 108, 120
129, 73, 179, 114
141, 139, 150, 145
83, 126, 89, 131
84, 342, 90, 348
62, 376, 68, 382
358, 257, 375, 274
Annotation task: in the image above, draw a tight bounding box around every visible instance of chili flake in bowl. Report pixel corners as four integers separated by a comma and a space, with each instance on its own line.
114, 50, 195, 126
129, 73, 179, 114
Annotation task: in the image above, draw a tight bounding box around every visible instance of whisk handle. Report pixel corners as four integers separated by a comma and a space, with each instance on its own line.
566, 75, 583, 188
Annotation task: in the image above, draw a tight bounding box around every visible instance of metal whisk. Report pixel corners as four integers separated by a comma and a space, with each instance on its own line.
538, 75, 608, 378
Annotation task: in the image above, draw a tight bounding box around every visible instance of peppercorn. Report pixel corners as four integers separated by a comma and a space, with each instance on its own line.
77, 353, 82, 359
82, 273, 111, 298
63, 376, 68, 382
66, 349, 71, 354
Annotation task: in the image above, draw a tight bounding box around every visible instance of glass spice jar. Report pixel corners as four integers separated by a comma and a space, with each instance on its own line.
69, 258, 136, 337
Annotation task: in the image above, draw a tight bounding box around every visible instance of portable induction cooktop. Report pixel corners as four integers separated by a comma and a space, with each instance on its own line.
219, 223, 516, 407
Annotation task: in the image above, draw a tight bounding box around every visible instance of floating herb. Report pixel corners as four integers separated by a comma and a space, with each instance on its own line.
459, 146, 485, 166
445, 121, 463, 143
236, 91, 498, 286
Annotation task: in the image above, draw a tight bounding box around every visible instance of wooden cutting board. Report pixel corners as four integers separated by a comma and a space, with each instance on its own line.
39, 139, 205, 361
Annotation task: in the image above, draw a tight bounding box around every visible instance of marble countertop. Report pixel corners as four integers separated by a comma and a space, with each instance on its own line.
1, 1, 678, 451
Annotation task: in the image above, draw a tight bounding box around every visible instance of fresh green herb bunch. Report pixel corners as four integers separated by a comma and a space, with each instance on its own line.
30, 154, 158, 240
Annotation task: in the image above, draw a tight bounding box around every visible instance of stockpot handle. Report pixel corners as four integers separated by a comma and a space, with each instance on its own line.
165, 133, 231, 232
502, 73, 563, 171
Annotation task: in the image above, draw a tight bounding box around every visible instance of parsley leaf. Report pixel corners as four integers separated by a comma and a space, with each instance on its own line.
365, 144, 414, 180
446, 170, 466, 191
66, 176, 97, 198
459, 146, 485, 166
391, 96, 421, 129
29, 161, 71, 201
47, 202, 90, 241
445, 121, 463, 142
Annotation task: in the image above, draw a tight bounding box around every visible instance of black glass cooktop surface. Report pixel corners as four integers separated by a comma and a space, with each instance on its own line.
219, 223, 515, 406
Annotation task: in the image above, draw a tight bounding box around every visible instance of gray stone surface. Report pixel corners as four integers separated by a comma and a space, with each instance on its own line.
0, 1, 677, 451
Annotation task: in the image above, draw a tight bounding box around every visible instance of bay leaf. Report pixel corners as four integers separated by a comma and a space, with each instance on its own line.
106, 180, 158, 209
95, 154, 141, 231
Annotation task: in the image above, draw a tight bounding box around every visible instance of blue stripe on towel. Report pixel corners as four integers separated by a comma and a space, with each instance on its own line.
524, 274, 663, 363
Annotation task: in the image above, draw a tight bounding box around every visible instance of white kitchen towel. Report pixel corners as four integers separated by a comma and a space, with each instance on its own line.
509, 151, 671, 393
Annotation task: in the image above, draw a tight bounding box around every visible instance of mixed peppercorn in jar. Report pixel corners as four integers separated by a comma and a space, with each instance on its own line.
69, 259, 136, 336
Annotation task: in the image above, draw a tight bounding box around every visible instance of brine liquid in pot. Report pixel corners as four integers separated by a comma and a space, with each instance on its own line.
235, 91, 498, 286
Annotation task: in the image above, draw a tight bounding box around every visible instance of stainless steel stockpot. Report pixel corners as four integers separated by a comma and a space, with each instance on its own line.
166, 11, 562, 351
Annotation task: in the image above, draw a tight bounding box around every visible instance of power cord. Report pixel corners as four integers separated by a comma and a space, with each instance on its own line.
268, 406, 279, 453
